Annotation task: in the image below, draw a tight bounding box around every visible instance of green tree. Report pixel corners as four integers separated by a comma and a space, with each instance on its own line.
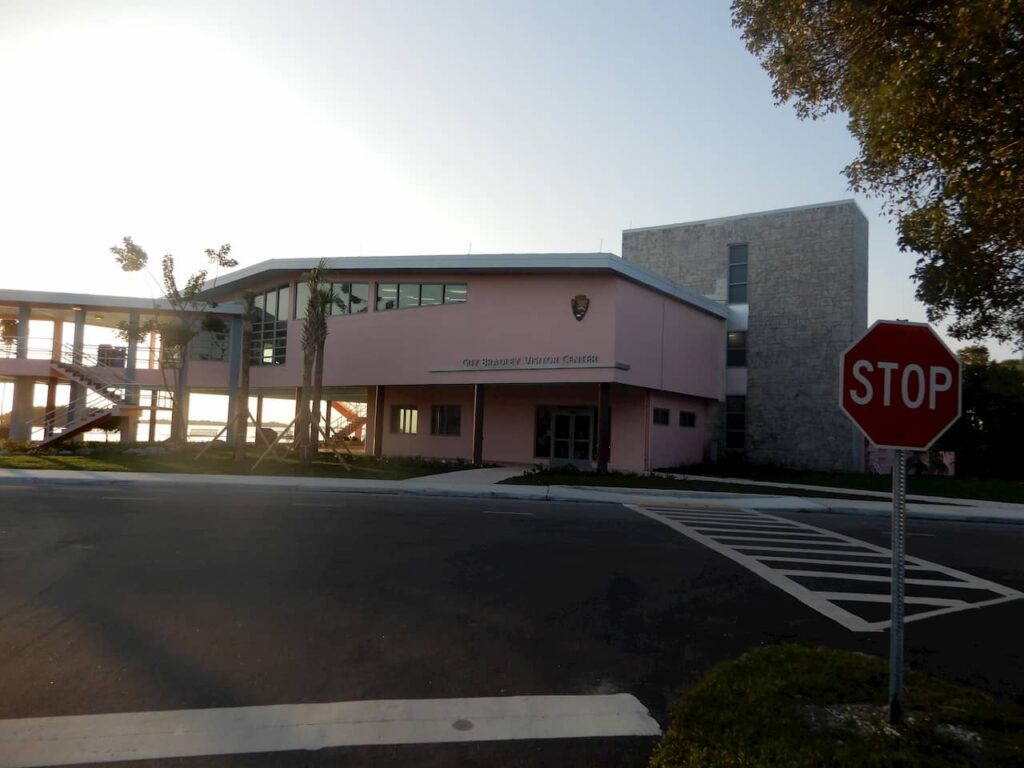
112, 236, 237, 444
936, 345, 1024, 476
732, 1, 1024, 346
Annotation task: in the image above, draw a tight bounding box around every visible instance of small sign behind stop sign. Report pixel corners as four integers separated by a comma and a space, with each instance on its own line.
840, 320, 961, 450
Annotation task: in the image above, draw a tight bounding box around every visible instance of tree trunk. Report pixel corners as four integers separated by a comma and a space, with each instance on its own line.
310, 339, 325, 456
297, 346, 314, 465
233, 324, 251, 462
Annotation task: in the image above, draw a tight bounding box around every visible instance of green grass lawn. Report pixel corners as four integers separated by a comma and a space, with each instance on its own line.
502, 466, 1024, 504
650, 644, 1024, 768
0, 446, 468, 481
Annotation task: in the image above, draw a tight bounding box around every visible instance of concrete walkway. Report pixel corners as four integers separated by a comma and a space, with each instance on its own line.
410, 466, 528, 484
0, 468, 1022, 525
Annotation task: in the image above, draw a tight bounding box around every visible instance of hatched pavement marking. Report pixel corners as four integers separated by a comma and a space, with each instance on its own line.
0, 694, 660, 767
628, 504, 1023, 633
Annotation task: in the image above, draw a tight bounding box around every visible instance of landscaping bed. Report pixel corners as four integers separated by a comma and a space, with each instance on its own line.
650, 644, 1024, 768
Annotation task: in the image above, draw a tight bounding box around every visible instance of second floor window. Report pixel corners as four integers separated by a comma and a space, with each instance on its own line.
295, 282, 369, 318
728, 244, 748, 304
251, 285, 289, 365
377, 282, 468, 311
727, 331, 747, 367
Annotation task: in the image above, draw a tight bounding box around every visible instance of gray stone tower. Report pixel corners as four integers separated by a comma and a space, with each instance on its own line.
622, 200, 869, 472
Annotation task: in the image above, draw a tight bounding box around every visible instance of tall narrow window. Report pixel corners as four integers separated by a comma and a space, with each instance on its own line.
377, 283, 398, 311
728, 244, 748, 304
725, 395, 746, 452
250, 285, 289, 365
727, 331, 747, 367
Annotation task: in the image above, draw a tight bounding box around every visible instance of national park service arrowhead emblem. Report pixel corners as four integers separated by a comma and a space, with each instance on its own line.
571, 294, 589, 321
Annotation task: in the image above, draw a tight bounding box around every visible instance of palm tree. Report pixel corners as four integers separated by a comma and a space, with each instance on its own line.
233, 291, 257, 462
309, 284, 333, 456
298, 260, 328, 466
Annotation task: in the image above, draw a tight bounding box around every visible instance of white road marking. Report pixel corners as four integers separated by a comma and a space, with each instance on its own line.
630, 504, 1023, 633
100, 497, 155, 502
292, 502, 338, 508
481, 510, 535, 516
0, 694, 659, 767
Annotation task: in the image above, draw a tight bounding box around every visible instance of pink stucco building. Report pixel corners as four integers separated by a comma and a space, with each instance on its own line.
1, 253, 727, 472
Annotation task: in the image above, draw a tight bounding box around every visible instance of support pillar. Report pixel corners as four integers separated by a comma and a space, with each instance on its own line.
596, 382, 611, 472
225, 316, 242, 444
15, 304, 31, 359
148, 389, 158, 443
256, 395, 264, 429
370, 385, 385, 457
9, 377, 35, 443
121, 310, 140, 443
471, 384, 485, 465
66, 308, 86, 430
44, 378, 58, 438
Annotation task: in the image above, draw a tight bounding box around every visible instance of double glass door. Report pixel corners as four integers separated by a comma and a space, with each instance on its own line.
551, 409, 593, 468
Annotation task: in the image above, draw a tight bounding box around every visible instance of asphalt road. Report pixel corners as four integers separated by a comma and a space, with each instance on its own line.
1, 482, 1022, 766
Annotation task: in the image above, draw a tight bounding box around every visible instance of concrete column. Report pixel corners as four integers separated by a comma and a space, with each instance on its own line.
596, 382, 611, 472
15, 304, 30, 359
225, 316, 242, 443
120, 310, 140, 444
370, 385, 385, 457
9, 377, 35, 443
148, 389, 158, 443
71, 309, 85, 364
471, 384, 485, 465
66, 309, 86, 428
44, 378, 58, 437
256, 395, 264, 429
125, 311, 139, 402
50, 319, 63, 361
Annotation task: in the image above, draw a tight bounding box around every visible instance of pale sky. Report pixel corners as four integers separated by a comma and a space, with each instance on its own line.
0, 0, 1014, 359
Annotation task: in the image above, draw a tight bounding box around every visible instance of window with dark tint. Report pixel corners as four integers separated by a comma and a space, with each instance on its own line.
728, 244, 748, 304
294, 282, 311, 319
727, 331, 747, 367
653, 407, 670, 426
377, 283, 398, 311
420, 283, 444, 306
725, 395, 746, 452
430, 405, 461, 435
295, 282, 370, 318
250, 285, 289, 365
376, 282, 468, 310
390, 406, 418, 434
399, 283, 420, 309
534, 407, 552, 458
444, 283, 468, 303
679, 410, 696, 427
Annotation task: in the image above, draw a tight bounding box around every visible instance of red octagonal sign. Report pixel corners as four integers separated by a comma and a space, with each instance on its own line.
840, 320, 961, 450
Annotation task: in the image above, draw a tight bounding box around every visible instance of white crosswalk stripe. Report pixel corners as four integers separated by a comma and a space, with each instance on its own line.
628, 504, 1023, 633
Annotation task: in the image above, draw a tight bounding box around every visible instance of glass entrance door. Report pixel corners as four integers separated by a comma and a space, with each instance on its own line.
551, 409, 593, 469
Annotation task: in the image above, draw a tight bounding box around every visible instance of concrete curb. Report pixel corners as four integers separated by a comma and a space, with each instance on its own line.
1, 469, 1022, 525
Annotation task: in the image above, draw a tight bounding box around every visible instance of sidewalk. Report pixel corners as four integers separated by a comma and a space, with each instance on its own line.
2, 467, 1023, 525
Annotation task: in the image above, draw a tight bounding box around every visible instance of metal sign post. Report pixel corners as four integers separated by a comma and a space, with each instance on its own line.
889, 448, 907, 724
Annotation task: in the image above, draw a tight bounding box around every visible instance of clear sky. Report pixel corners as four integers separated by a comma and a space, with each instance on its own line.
0, 0, 1014, 359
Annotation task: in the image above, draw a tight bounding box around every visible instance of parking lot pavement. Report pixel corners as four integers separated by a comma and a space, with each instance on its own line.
629, 503, 1023, 632
1, 482, 1024, 765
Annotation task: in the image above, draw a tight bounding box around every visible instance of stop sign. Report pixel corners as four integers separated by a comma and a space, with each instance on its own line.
840, 320, 961, 449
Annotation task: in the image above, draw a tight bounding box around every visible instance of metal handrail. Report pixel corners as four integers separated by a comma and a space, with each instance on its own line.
31, 390, 120, 432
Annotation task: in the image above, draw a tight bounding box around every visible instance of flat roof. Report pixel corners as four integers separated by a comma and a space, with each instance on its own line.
0, 289, 177, 313
622, 199, 866, 234
198, 253, 728, 319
